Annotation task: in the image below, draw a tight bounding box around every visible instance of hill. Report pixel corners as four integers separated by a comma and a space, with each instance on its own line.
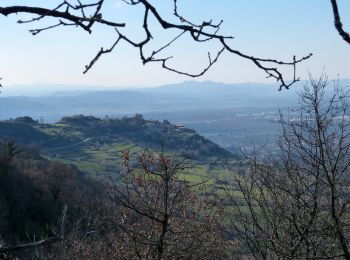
0, 115, 233, 177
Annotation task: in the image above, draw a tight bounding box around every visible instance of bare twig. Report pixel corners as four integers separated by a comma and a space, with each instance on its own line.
0, 1, 313, 90
0, 204, 67, 254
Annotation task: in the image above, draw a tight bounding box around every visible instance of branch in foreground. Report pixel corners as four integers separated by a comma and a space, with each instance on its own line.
0, 4, 125, 33
330, 0, 350, 45
0, 1, 313, 90
0, 205, 67, 254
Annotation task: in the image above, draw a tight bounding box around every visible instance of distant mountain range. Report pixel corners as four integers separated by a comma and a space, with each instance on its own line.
1, 79, 349, 125
0, 80, 307, 121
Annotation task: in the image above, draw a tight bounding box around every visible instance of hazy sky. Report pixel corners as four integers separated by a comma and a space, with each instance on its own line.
0, 0, 350, 88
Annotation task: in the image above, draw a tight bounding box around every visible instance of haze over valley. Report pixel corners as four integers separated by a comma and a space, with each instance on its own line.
0, 80, 319, 153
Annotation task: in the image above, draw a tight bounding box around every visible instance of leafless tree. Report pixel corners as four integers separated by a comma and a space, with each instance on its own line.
226, 75, 350, 259
103, 150, 230, 259
0, 0, 313, 90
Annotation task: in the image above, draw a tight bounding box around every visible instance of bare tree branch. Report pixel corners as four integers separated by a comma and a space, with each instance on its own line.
0, 204, 67, 254
0, 5, 125, 32
330, 0, 350, 45
0, 0, 313, 90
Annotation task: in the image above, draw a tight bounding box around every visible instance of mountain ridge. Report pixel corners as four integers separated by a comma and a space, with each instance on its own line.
0, 81, 303, 121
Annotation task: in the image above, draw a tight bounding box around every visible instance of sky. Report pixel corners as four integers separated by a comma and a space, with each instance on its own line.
0, 0, 350, 90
